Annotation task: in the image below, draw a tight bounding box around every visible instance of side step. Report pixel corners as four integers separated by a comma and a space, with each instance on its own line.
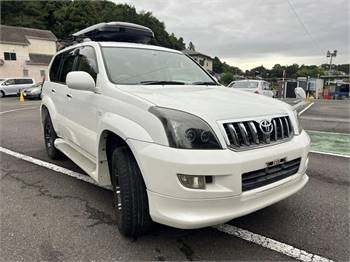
54, 139, 97, 181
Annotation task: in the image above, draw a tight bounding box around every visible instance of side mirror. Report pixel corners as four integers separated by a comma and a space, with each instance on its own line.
294, 87, 306, 100
66, 71, 95, 92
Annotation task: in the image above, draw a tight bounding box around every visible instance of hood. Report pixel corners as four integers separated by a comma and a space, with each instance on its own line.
119, 85, 292, 121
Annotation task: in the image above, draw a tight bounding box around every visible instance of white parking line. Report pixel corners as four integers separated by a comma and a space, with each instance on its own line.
298, 102, 314, 115
310, 150, 350, 158
0, 146, 111, 190
0, 106, 39, 115
214, 224, 333, 262
301, 115, 350, 123
0, 146, 334, 261
306, 130, 350, 136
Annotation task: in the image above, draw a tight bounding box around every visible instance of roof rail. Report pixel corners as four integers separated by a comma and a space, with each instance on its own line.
58, 22, 154, 50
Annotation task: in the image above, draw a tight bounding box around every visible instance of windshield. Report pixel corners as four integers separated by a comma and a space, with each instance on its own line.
232, 81, 259, 89
102, 47, 215, 85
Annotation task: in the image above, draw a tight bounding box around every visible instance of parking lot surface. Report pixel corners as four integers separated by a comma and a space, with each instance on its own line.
1, 97, 349, 261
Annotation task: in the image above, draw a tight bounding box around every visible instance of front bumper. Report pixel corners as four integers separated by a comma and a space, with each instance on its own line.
148, 173, 308, 229
128, 130, 310, 229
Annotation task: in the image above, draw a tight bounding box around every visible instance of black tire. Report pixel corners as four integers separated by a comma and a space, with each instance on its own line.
0, 91, 4, 98
43, 112, 62, 160
110, 146, 153, 237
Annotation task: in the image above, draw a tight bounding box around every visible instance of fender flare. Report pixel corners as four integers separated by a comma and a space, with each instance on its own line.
40, 96, 58, 126
96, 112, 153, 185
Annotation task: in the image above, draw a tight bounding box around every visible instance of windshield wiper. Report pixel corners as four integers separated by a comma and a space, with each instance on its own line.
191, 81, 218, 86
140, 80, 185, 85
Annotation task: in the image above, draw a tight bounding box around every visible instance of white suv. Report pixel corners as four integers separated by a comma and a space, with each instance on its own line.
41, 22, 310, 237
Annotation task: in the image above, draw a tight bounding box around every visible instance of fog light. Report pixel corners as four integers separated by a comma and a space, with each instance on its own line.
177, 174, 206, 189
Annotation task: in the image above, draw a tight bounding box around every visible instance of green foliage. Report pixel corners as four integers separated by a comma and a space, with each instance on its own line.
245, 65, 268, 78
321, 63, 350, 74
219, 72, 234, 86
212, 56, 243, 75
296, 65, 325, 78
0, 0, 186, 50
188, 42, 195, 51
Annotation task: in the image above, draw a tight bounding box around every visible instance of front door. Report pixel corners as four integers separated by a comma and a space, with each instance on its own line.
64, 45, 99, 157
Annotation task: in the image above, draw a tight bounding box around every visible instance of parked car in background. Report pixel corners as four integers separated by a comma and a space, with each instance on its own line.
227, 79, 274, 97
0, 77, 35, 97
19, 82, 43, 99
331, 82, 349, 99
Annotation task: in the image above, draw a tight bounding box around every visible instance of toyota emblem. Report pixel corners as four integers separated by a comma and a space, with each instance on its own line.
259, 120, 273, 135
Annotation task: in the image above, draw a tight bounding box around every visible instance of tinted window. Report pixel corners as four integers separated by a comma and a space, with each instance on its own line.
49, 54, 63, 82
24, 79, 33, 84
76, 46, 98, 82
14, 79, 33, 84
59, 50, 76, 83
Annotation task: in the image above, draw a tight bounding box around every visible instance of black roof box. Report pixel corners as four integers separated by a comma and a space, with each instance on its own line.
72, 22, 154, 44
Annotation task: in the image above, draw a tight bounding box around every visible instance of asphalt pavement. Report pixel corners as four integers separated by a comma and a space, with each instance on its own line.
0, 97, 349, 261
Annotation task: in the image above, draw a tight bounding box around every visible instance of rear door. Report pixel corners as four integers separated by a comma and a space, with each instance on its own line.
47, 49, 77, 139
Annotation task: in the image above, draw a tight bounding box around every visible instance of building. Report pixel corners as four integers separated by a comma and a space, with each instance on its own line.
0, 25, 57, 82
182, 49, 213, 72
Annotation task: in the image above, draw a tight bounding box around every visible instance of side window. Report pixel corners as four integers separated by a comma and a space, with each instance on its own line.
23, 79, 33, 84
59, 50, 76, 84
5, 79, 15, 85
49, 54, 62, 82
76, 46, 98, 82
263, 82, 270, 90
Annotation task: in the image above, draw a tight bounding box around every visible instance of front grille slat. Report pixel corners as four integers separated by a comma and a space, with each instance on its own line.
238, 123, 250, 146
284, 117, 290, 137
272, 119, 278, 141
278, 118, 285, 139
247, 121, 259, 144
242, 158, 301, 191
227, 124, 240, 147
224, 115, 293, 151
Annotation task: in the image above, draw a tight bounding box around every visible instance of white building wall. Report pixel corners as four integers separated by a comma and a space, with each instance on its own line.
0, 40, 55, 82
27, 38, 56, 55
0, 43, 30, 79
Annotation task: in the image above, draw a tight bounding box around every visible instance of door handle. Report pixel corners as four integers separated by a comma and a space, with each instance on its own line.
51, 89, 56, 93
66, 94, 72, 98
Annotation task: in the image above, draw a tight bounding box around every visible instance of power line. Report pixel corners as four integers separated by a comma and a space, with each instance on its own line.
285, 0, 324, 55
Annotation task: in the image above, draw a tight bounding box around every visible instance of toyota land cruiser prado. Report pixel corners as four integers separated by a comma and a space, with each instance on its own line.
41, 22, 310, 237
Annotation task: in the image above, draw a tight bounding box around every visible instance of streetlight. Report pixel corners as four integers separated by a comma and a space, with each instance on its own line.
326, 50, 337, 73
326, 50, 337, 86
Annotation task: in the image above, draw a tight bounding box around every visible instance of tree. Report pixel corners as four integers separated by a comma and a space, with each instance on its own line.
213, 56, 224, 74
296, 65, 325, 77
188, 41, 195, 51
285, 64, 299, 78
219, 72, 234, 86
0, 1, 186, 50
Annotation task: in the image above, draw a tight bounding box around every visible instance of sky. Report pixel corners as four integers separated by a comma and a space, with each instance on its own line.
115, 0, 350, 70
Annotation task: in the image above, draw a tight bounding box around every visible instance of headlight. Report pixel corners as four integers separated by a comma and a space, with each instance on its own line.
293, 110, 303, 135
149, 107, 222, 149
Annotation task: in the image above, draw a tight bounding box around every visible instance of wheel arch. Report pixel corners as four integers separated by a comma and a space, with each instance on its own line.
97, 130, 147, 187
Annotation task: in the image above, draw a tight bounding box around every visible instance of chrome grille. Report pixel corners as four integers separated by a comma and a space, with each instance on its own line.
223, 116, 293, 150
